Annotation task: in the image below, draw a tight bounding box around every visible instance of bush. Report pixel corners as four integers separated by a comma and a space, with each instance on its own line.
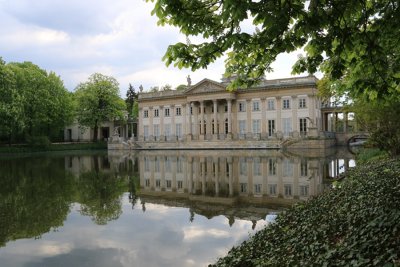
27, 136, 51, 148
210, 158, 400, 267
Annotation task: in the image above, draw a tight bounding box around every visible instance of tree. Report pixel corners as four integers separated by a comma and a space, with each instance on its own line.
148, 0, 400, 99
1, 60, 74, 143
176, 84, 187, 91
0, 58, 24, 145
125, 83, 137, 117
161, 84, 172, 91
75, 73, 126, 142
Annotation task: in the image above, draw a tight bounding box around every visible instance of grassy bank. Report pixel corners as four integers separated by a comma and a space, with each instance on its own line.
0, 142, 107, 154
210, 157, 400, 267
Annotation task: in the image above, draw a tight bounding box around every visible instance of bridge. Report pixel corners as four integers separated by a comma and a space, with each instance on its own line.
321, 103, 369, 146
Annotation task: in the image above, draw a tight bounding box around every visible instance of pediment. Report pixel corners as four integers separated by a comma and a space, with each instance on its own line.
185, 79, 227, 95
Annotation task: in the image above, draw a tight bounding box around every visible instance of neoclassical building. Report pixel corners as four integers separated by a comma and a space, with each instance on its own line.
137, 75, 322, 148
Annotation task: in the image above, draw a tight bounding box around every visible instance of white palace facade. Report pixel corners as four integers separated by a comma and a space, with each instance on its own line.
136, 75, 322, 149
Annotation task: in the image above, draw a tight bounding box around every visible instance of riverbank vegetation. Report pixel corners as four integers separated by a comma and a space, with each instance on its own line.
210, 157, 400, 266
0, 142, 107, 154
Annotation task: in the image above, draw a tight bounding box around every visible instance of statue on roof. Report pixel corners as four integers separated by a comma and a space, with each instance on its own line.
187, 75, 192, 87
139, 84, 144, 92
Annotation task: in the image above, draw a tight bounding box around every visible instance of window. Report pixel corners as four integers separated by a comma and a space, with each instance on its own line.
269, 159, 276, 175
164, 124, 171, 137
144, 110, 149, 118
177, 157, 183, 173
224, 104, 228, 112
156, 179, 161, 188
283, 99, 290, 109
301, 160, 308, 177
153, 124, 160, 137
252, 101, 260, 111
143, 126, 149, 138
145, 179, 150, 187
239, 158, 247, 175
238, 101, 246, 112
253, 158, 261, 175
268, 120, 275, 137
299, 98, 307, 108
269, 184, 277, 195
154, 109, 159, 117
155, 158, 160, 172
240, 183, 247, 193
166, 180, 172, 188
267, 99, 275, 110
144, 157, 150, 171
239, 120, 246, 134
165, 108, 170, 117
284, 184, 292, 196
282, 118, 292, 137
176, 124, 182, 137
176, 107, 181, 116
283, 159, 293, 177
254, 184, 262, 194
177, 180, 183, 189
225, 119, 229, 134
165, 157, 171, 172
300, 185, 309, 197
252, 119, 261, 134
299, 118, 307, 134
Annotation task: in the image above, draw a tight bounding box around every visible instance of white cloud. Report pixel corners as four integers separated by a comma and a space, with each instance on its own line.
0, 0, 304, 94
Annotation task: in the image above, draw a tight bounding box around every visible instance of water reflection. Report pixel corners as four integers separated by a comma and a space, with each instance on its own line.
0, 149, 354, 267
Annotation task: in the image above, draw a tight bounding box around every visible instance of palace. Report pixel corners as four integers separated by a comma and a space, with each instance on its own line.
136, 75, 322, 149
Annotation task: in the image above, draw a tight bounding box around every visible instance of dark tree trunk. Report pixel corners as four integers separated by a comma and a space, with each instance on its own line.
93, 120, 98, 142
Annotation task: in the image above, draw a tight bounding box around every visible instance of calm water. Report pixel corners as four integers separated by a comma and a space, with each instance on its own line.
0, 149, 354, 267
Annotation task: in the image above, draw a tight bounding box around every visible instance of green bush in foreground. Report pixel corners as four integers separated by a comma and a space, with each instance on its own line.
210, 159, 400, 267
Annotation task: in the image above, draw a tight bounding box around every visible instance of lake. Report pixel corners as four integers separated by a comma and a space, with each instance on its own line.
0, 149, 354, 267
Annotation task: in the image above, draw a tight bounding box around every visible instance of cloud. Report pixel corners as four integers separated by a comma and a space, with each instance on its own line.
0, 0, 306, 95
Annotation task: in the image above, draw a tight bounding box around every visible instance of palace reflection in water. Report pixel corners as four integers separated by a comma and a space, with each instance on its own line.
107, 149, 354, 226
0, 150, 354, 267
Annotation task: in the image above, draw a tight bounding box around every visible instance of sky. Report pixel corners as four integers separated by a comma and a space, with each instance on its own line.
0, 0, 302, 94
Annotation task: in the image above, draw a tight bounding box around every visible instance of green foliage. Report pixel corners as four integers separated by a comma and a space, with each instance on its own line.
148, 0, 400, 98
0, 142, 107, 154
352, 97, 400, 156
27, 136, 51, 149
211, 158, 400, 267
176, 84, 187, 91
74, 73, 126, 142
0, 59, 74, 143
125, 83, 138, 117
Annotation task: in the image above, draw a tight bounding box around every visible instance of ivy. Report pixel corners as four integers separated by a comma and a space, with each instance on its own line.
210, 158, 400, 267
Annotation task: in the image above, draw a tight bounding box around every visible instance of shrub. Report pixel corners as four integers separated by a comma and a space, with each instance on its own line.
210, 158, 400, 267
27, 136, 51, 148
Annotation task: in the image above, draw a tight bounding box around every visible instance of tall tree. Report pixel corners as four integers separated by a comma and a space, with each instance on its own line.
148, 0, 400, 99
125, 83, 137, 117
0, 58, 24, 144
75, 73, 126, 142
1, 60, 73, 143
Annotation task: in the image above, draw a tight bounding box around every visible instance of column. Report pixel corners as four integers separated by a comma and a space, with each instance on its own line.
261, 98, 267, 139
228, 157, 233, 196
246, 99, 252, 138
344, 112, 348, 133
194, 102, 199, 139
292, 96, 298, 137
171, 104, 176, 139
214, 157, 219, 196
227, 99, 232, 139
182, 103, 187, 140
213, 100, 218, 140
187, 102, 193, 140
188, 156, 193, 193
200, 101, 204, 140
138, 107, 143, 141
276, 97, 282, 137
149, 107, 154, 140
160, 106, 164, 141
